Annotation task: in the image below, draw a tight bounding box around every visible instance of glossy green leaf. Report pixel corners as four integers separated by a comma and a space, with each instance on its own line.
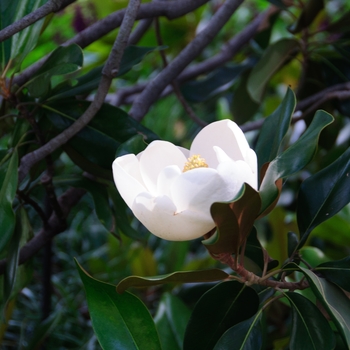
181, 63, 250, 103
24, 44, 83, 97
213, 313, 263, 350
259, 110, 334, 212
76, 260, 161, 350
116, 269, 229, 293
297, 147, 350, 248
49, 46, 165, 100
285, 292, 335, 350
255, 87, 296, 176
300, 266, 350, 347
316, 256, 350, 292
289, 0, 324, 34
43, 100, 158, 170
115, 134, 150, 158
247, 39, 299, 103
204, 184, 261, 255
154, 293, 191, 350
183, 281, 259, 350
0, 150, 18, 253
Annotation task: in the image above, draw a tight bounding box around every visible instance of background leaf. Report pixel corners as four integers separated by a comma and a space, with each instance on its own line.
0, 150, 18, 253
154, 293, 191, 350
247, 39, 299, 103
76, 260, 161, 350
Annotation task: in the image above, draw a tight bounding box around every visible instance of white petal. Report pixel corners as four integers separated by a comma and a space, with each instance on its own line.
132, 193, 214, 240
245, 148, 258, 176
139, 141, 188, 195
170, 168, 228, 214
190, 120, 251, 168
157, 165, 181, 197
112, 155, 147, 208
217, 159, 258, 200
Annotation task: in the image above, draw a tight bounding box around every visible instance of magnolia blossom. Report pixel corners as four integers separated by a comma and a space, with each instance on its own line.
112, 120, 257, 241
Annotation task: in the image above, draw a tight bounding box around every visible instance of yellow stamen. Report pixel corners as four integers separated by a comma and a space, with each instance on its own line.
183, 154, 208, 172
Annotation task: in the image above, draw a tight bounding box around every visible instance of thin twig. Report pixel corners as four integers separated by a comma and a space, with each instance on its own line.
0, 0, 76, 43
128, 18, 153, 46
130, 0, 245, 122
18, 0, 141, 183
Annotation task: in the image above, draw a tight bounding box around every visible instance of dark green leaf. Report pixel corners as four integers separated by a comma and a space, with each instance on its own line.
48, 46, 165, 100
116, 269, 229, 293
204, 184, 261, 255
43, 100, 158, 170
76, 260, 161, 350
183, 281, 259, 350
181, 63, 250, 103
255, 87, 296, 176
2, 207, 23, 315
247, 39, 299, 103
297, 147, 350, 248
289, 0, 324, 34
0, 150, 18, 253
23, 311, 61, 350
285, 292, 335, 350
154, 293, 191, 350
287, 231, 299, 257
115, 134, 150, 158
259, 110, 334, 213
24, 44, 83, 97
300, 267, 350, 347
266, 0, 288, 10
316, 256, 350, 292
231, 69, 260, 124
213, 313, 263, 350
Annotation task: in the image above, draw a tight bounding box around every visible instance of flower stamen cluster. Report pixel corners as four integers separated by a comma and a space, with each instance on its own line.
183, 154, 208, 172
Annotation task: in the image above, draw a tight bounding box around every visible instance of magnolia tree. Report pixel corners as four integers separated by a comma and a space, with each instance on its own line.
0, 0, 350, 348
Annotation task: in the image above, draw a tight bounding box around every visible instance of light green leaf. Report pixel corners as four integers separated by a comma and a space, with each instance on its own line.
247, 38, 299, 103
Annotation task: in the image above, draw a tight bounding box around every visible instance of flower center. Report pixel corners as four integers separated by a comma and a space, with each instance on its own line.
183, 154, 208, 172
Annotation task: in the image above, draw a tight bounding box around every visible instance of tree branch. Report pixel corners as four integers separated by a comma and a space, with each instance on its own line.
114, 8, 273, 107
18, 0, 141, 183
13, 0, 210, 88
0, 0, 76, 43
0, 188, 86, 275
129, 0, 245, 121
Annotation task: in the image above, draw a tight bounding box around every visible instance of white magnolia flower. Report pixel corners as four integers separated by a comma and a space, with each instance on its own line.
112, 120, 257, 241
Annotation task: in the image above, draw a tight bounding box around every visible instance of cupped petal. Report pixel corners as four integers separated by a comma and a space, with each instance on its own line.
157, 165, 181, 197
132, 193, 214, 240
244, 148, 258, 176
112, 154, 147, 208
190, 120, 251, 168
170, 168, 230, 214
139, 140, 188, 195
216, 158, 258, 200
